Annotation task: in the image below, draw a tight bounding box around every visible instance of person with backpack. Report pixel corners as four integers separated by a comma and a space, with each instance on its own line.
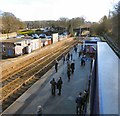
75, 92, 83, 115
57, 77, 63, 95
50, 78, 57, 96
71, 61, 75, 74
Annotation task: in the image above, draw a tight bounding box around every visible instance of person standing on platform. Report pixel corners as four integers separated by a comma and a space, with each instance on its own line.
81, 55, 86, 66
50, 78, 57, 96
81, 57, 84, 66
67, 67, 71, 81
83, 55, 86, 66
82, 90, 88, 112
70, 53, 73, 60
62, 54, 65, 64
71, 61, 75, 74
55, 59, 58, 72
79, 50, 82, 57
57, 77, 63, 95
75, 92, 83, 115
36, 105, 43, 116
67, 53, 70, 61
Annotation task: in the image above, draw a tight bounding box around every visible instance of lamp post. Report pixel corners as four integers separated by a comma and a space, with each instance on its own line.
79, 27, 81, 39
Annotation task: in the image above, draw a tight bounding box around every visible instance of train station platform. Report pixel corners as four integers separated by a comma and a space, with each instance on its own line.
2, 45, 91, 115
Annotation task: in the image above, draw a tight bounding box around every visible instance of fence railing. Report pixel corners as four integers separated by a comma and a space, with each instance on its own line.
103, 34, 120, 58
89, 52, 99, 115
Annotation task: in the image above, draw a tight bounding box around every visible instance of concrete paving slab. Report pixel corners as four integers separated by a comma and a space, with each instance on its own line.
16, 93, 31, 103
2, 102, 24, 114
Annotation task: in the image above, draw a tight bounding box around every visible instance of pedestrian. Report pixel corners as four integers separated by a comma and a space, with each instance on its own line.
57, 77, 63, 95
75, 92, 83, 115
67, 62, 71, 70
81, 90, 88, 112
55, 59, 58, 72
79, 50, 82, 57
81, 57, 84, 66
81, 55, 86, 66
74, 45, 77, 53
50, 78, 57, 96
83, 55, 86, 66
67, 53, 70, 61
83, 45, 86, 55
36, 105, 43, 116
62, 54, 65, 64
67, 68, 71, 81
70, 53, 73, 60
71, 61, 75, 74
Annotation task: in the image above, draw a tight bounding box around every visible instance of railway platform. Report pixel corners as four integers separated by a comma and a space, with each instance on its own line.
2, 44, 91, 115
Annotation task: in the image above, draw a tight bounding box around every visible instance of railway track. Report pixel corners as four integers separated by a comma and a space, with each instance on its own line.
1, 39, 78, 111
1, 39, 68, 80
1, 42, 71, 87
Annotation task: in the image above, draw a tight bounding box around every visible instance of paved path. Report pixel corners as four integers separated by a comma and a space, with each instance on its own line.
3, 45, 91, 115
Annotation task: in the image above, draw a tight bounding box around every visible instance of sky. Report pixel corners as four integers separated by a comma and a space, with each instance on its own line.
0, 0, 119, 22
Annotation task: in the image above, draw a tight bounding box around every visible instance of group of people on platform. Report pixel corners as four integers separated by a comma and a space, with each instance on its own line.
51, 43, 89, 95
75, 90, 89, 115
36, 43, 90, 116
50, 77, 63, 96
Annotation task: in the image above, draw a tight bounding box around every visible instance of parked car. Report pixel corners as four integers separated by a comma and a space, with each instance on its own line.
16, 35, 25, 38
32, 34, 39, 39
39, 34, 46, 38
46, 35, 52, 39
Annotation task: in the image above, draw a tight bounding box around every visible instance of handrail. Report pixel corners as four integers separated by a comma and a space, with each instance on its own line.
103, 34, 120, 58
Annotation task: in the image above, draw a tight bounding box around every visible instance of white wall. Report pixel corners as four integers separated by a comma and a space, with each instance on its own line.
52, 33, 58, 44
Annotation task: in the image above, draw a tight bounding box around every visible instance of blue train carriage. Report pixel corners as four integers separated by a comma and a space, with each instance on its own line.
89, 41, 119, 115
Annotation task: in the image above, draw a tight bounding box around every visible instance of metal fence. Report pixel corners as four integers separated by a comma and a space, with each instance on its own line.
103, 34, 120, 58
89, 52, 99, 115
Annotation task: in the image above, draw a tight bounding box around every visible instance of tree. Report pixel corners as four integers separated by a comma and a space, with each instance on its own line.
2, 12, 25, 37
90, 1, 120, 48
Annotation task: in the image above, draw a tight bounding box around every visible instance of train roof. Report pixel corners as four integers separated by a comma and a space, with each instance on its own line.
97, 42, 119, 114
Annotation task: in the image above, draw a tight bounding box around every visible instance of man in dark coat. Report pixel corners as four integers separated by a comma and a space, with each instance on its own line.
67, 68, 71, 81
79, 50, 82, 57
50, 78, 56, 96
67, 53, 70, 61
57, 77, 63, 95
62, 55, 65, 64
70, 53, 73, 60
55, 60, 58, 72
81, 90, 88, 111
71, 61, 75, 74
75, 92, 83, 115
